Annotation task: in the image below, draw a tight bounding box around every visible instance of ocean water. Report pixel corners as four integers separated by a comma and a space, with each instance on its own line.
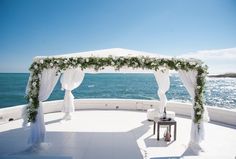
0, 73, 235, 109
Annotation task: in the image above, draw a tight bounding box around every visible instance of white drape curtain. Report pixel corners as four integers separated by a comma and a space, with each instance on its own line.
23, 73, 33, 126
154, 69, 170, 114
178, 70, 209, 152
25, 72, 32, 95
29, 68, 60, 145
60, 68, 84, 119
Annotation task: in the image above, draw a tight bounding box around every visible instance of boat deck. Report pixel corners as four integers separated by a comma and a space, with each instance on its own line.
0, 110, 236, 159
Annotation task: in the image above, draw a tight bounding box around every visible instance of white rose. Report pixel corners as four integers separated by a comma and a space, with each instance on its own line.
32, 82, 37, 87
141, 58, 145, 63
34, 65, 38, 69
29, 98, 33, 102
69, 65, 73, 69
64, 59, 68, 63
40, 59, 44, 64
50, 63, 53, 67
197, 111, 202, 115
86, 58, 89, 62
111, 61, 115, 65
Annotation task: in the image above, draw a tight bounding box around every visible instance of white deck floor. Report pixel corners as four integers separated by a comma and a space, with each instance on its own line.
0, 110, 236, 159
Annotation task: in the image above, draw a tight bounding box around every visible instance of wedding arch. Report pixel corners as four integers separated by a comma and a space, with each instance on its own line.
25, 48, 209, 151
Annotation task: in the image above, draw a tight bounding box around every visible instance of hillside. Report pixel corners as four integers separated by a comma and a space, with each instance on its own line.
208, 73, 236, 78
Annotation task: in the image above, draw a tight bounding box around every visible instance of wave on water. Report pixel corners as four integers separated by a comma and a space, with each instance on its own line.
87, 85, 95, 88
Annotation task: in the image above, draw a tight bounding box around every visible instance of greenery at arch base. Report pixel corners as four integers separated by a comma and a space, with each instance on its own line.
26, 56, 208, 124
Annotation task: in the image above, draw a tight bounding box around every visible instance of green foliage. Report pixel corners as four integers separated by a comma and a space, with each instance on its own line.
26, 56, 208, 123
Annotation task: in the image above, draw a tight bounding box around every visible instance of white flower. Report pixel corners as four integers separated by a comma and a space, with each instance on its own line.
69, 65, 73, 69
40, 59, 44, 64
29, 98, 33, 102
32, 82, 37, 87
197, 111, 202, 115
32, 75, 38, 80
38, 74, 41, 78
72, 61, 76, 65
189, 61, 196, 65
141, 58, 145, 63
111, 61, 115, 65
34, 65, 38, 69
197, 86, 201, 89
195, 104, 201, 109
50, 63, 53, 67
78, 64, 81, 67
86, 58, 89, 62
73, 57, 77, 60
64, 59, 68, 63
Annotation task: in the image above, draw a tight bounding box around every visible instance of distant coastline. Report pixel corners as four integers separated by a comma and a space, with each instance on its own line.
208, 73, 236, 78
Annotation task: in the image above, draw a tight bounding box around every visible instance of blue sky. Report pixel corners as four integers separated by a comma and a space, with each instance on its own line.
1, 0, 236, 73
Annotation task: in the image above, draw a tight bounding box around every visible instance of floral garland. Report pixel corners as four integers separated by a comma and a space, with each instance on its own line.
26, 56, 208, 124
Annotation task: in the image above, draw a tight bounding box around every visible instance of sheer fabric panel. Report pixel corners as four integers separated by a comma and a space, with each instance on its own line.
60, 68, 84, 118
29, 68, 60, 145
178, 70, 209, 152
154, 69, 170, 114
